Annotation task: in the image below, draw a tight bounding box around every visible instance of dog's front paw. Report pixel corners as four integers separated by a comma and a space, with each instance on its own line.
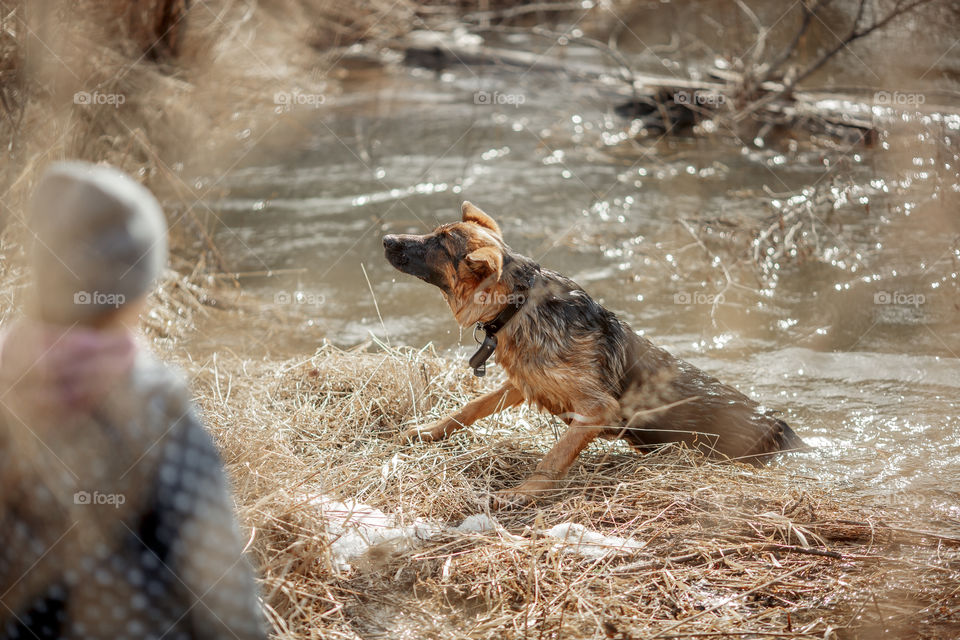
398, 423, 443, 444
490, 491, 532, 510
491, 475, 557, 509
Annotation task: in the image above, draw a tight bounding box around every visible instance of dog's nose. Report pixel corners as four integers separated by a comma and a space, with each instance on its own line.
383, 235, 400, 250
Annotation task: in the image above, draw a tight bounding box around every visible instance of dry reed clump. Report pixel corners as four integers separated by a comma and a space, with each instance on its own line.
0, 0, 418, 253
175, 342, 960, 640
0, 0, 420, 328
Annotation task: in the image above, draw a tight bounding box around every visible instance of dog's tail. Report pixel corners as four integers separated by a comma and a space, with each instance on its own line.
776, 419, 812, 453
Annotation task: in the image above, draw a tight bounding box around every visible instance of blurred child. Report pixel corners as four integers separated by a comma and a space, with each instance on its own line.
0, 162, 266, 639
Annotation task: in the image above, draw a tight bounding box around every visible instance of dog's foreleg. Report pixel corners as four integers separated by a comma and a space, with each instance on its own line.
400, 383, 524, 443
495, 401, 615, 508
534, 423, 607, 480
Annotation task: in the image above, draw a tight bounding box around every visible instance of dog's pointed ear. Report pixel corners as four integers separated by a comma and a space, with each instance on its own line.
464, 246, 503, 281
461, 202, 502, 237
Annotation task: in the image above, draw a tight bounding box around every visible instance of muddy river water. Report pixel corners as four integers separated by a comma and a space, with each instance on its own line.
204, 33, 960, 532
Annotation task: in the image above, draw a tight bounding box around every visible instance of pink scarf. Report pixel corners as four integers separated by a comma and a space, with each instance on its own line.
0, 321, 137, 419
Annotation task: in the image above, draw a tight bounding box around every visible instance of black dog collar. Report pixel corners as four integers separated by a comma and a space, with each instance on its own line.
468, 273, 536, 377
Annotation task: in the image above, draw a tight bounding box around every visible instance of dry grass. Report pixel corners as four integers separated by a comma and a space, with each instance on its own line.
165, 333, 960, 640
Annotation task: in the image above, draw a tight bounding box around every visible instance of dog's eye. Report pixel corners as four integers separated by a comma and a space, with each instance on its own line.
433, 233, 461, 263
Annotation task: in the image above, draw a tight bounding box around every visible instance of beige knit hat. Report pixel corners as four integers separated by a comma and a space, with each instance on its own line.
28, 162, 168, 324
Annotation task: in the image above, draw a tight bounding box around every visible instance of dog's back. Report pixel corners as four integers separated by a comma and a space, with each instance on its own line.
618, 333, 807, 464
496, 265, 807, 465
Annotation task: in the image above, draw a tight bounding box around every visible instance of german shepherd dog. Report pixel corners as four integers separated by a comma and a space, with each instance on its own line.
383, 202, 807, 505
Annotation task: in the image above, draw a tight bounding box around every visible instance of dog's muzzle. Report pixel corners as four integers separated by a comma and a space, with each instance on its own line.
383, 234, 410, 268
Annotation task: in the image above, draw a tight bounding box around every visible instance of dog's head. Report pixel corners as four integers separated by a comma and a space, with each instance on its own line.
383, 202, 518, 326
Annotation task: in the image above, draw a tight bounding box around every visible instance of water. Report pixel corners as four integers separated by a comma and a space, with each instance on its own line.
201, 33, 960, 528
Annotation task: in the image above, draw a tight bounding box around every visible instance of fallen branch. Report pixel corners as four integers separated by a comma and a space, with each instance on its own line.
612, 543, 844, 574
647, 563, 817, 639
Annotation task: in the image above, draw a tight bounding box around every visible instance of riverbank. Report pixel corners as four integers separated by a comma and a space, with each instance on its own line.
173, 333, 960, 639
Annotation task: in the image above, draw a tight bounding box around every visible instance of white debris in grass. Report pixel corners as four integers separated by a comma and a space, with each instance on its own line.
544, 523, 644, 558
456, 513, 499, 533
309, 495, 441, 570
309, 496, 645, 570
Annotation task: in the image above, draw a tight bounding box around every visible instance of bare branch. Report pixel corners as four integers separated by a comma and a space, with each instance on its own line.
792, 0, 939, 86
732, 0, 942, 125
733, 0, 767, 67
762, 0, 829, 82
461, 1, 592, 24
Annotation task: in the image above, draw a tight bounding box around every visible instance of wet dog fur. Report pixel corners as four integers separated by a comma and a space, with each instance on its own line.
383, 202, 807, 506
